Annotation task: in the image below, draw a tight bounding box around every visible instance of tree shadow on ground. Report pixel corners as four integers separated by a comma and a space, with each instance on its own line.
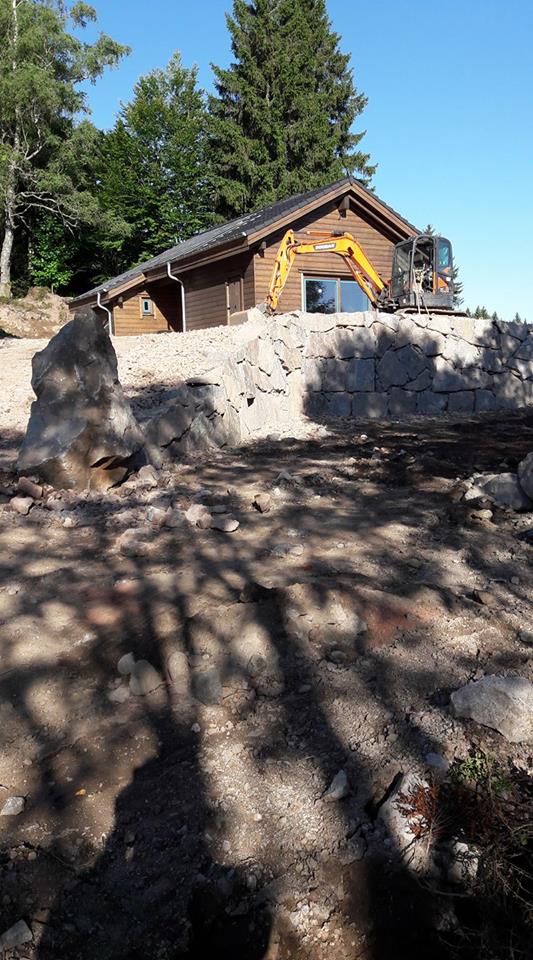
0, 403, 531, 958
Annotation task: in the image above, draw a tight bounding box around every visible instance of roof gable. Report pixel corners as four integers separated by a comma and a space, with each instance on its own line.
71, 177, 418, 306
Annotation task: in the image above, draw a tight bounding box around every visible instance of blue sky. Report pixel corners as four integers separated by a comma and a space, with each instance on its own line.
81, 0, 533, 320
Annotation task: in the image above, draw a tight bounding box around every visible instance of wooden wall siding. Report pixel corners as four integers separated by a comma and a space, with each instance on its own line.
253, 200, 398, 312
113, 287, 171, 336
184, 252, 255, 331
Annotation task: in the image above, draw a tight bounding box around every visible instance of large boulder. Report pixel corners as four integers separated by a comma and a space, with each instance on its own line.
450, 675, 533, 743
17, 312, 145, 491
518, 451, 533, 500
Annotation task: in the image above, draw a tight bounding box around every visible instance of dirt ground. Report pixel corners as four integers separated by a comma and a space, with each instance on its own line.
0, 401, 532, 958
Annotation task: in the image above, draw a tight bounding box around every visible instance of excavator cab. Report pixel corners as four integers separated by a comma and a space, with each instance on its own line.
390, 234, 454, 311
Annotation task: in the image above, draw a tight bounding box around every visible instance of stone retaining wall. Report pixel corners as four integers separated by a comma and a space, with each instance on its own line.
144, 309, 533, 464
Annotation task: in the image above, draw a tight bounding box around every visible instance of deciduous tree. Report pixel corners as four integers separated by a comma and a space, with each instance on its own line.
0, 0, 128, 296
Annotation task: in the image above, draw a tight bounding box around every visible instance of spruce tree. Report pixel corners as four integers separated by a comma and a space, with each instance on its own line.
209, 0, 374, 219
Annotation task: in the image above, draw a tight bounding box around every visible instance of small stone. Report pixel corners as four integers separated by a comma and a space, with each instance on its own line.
472, 588, 497, 607
425, 752, 450, 775
129, 660, 163, 696
450, 675, 533, 742
510, 576, 520, 585
117, 652, 136, 675
185, 504, 212, 528
0, 920, 33, 951
137, 464, 159, 488
253, 493, 271, 514
44, 497, 66, 512
447, 840, 479, 885
165, 507, 187, 528
0, 796, 25, 816
17, 477, 43, 500
210, 516, 239, 532
107, 685, 130, 704
147, 505, 166, 526
86, 602, 123, 628
192, 667, 222, 706
323, 769, 349, 802
253, 813, 263, 822
191, 722, 201, 733
9, 496, 33, 516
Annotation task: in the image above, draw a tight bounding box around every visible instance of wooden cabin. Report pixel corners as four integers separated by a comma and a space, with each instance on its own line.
69, 177, 418, 335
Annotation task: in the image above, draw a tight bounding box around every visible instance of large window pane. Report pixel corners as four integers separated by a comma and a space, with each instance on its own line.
304, 278, 337, 313
340, 280, 369, 312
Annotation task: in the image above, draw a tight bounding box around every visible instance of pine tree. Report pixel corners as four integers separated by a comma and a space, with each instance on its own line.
209, 0, 374, 219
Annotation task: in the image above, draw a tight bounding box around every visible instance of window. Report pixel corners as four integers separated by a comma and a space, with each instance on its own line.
141, 297, 153, 317
304, 277, 369, 313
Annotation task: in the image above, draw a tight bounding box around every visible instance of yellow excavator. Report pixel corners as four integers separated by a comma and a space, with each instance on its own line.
262, 229, 455, 314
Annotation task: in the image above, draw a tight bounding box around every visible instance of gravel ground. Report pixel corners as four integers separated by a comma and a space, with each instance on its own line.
0, 410, 532, 959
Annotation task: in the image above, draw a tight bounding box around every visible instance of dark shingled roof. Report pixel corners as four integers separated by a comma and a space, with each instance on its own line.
71, 177, 417, 304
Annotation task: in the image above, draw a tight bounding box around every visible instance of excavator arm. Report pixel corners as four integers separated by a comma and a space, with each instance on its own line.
264, 229, 386, 313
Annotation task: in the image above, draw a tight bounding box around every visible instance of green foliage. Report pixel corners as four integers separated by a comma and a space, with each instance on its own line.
98, 52, 213, 268
29, 213, 73, 290
209, 0, 374, 219
0, 0, 129, 292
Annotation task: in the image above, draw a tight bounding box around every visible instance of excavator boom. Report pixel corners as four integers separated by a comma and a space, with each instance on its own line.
265, 229, 386, 313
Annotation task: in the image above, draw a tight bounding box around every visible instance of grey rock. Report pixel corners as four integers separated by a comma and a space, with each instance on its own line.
323, 769, 350, 802
117, 652, 136, 675
448, 391, 475, 414
475, 389, 498, 412
406, 368, 432, 391
9, 495, 33, 515
323, 358, 347, 392
0, 796, 25, 816
165, 507, 187, 528
253, 493, 271, 513
210, 516, 240, 532
518, 451, 533, 500
107, 684, 130, 704
192, 667, 222, 706
388, 388, 416, 416
0, 920, 32, 951
447, 840, 479, 885
185, 503, 212, 528
450, 675, 533, 742
345, 358, 374, 392
17, 476, 43, 499
352, 392, 388, 418
425, 753, 450, 775
378, 772, 433, 873
324, 392, 351, 418
129, 660, 163, 696
137, 464, 159, 488
17, 314, 144, 491
477, 472, 532, 511
417, 390, 447, 414
377, 349, 410, 389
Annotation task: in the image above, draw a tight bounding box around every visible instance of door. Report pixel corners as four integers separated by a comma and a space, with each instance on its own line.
226, 276, 243, 321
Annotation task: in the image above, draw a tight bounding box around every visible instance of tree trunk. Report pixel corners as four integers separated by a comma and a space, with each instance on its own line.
0, 216, 14, 299
0, 0, 19, 298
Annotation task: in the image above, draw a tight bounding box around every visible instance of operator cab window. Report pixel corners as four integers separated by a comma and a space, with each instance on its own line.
141, 297, 154, 317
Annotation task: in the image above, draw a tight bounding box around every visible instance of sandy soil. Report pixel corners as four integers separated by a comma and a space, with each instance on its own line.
0, 406, 532, 958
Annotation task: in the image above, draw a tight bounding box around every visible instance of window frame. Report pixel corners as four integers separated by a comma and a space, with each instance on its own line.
302, 274, 369, 313
140, 297, 154, 318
